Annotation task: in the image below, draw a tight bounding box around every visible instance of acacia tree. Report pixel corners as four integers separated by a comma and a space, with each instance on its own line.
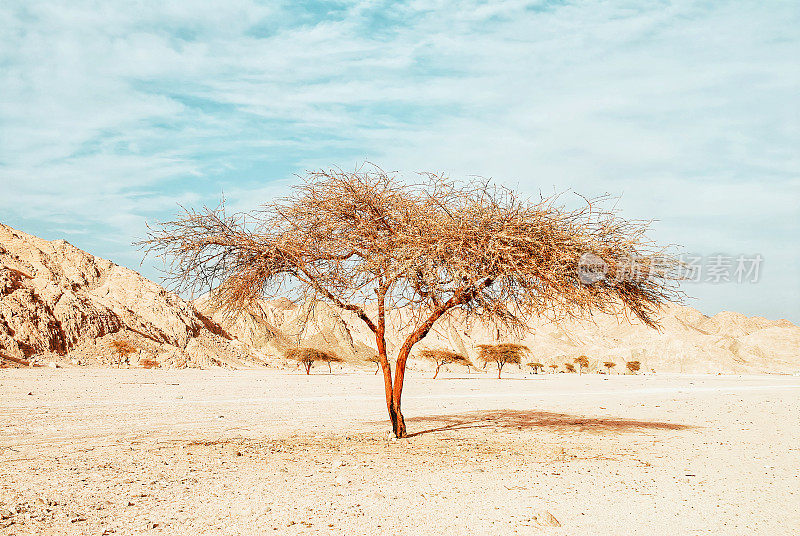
142, 167, 681, 438
573, 355, 589, 375
109, 339, 137, 367
528, 362, 545, 374
548, 364, 559, 373
603, 361, 616, 374
419, 349, 472, 379
565, 363, 576, 373
478, 343, 528, 379
626, 360, 641, 374
286, 347, 342, 374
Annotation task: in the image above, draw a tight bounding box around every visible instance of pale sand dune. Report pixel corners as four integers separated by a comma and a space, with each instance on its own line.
1, 369, 798, 535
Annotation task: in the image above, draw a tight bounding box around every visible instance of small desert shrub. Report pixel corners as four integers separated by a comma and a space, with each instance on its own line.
286, 348, 343, 374
603, 361, 616, 374
548, 364, 559, 373
564, 363, 576, 373
138, 358, 159, 369
419, 349, 472, 379
109, 339, 138, 367
626, 360, 641, 374
478, 343, 528, 379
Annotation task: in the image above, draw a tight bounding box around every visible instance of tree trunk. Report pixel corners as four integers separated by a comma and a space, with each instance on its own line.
433, 363, 440, 379
327, 361, 332, 373
375, 287, 406, 438
304, 361, 312, 374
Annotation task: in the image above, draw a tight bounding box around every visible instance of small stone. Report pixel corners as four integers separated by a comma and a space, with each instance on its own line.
27, 392, 33, 396
48, 362, 59, 369
533, 511, 561, 527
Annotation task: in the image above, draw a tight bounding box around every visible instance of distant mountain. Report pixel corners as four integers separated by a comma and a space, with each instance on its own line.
197, 296, 800, 375
3, 222, 798, 374
0, 223, 257, 368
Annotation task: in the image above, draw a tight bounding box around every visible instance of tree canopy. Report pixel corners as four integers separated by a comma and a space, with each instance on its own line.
419, 348, 472, 378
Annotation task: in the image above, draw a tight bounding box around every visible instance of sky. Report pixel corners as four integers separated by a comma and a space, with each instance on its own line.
1, 0, 798, 322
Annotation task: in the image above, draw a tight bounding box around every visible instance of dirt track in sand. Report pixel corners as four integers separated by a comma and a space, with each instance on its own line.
1, 369, 799, 535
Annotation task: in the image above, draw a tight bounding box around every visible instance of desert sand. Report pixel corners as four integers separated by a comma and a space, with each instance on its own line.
2, 368, 799, 535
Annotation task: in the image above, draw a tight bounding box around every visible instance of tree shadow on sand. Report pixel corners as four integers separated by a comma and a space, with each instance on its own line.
403, 409, 695, 437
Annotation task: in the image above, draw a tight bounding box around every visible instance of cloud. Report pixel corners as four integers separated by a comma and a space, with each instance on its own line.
0, 0, 798, 320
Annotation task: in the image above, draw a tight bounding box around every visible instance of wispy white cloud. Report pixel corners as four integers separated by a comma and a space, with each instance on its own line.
0, 0, 798, 320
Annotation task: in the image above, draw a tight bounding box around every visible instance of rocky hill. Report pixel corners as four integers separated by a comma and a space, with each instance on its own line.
0, 223, 257, 368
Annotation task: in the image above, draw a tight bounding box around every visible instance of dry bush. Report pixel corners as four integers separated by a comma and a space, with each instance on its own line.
286, 347, 342, 374
478, 343, 528, 379
548, 363, 559, 373
564, 363, 576, 373
419, 349, 472, 379
603, 361, 616, 374
573, 355, 589, 374
109, 339, 137, 367
626, 360, 641, 374
142, 166, 683, 437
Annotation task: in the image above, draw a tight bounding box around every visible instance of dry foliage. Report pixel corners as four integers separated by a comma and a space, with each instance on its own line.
419, 348, 472, 378
626, 360, 641, 374
548, 364, 559, 372
603, 361, 617, 374
478, 343, 529, 379
142, 166, 683, 437
565, 363, 576, 373
285, 347, 343, 374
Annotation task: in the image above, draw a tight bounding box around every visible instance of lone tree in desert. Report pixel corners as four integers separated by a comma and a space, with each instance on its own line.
286, 347, 342, 374
626, 360, 641, 374
143, 167, 682, 437
478, 343, 528, 379
548, 363, 559, 373
603, 361, 617, 374
419, 349, 472, 379
565, 363, 576, 373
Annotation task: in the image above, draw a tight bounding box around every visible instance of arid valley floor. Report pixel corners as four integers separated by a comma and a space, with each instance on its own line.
1, 370, 798, 535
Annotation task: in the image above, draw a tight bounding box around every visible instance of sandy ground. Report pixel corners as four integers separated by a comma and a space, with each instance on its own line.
1, 368, 799, 535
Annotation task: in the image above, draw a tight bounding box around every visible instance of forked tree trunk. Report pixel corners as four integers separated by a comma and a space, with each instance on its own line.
433, 363, 441, 379
497, 361, 504, 379
304, 361, 312, 374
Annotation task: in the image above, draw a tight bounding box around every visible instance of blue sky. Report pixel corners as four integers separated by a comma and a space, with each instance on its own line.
1, 1, 798, 321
